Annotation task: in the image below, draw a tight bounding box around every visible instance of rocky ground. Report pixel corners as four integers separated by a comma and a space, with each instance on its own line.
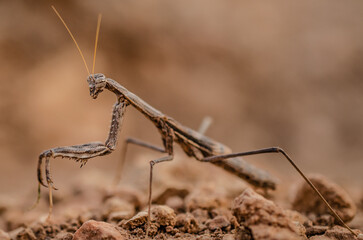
0, 172, 362, 240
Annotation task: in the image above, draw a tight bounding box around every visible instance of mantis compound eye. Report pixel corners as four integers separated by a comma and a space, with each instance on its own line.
87, 73, 105, 84
93, 73, 106, 81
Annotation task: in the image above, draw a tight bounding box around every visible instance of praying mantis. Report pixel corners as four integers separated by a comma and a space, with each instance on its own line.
34, 6, 361, 238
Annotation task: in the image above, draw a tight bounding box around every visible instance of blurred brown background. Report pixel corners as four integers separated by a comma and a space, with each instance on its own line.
0, 0, 362, 204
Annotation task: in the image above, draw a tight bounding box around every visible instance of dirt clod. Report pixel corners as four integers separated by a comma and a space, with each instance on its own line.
206, 216, 230, 231
292, 174, 357, 224
73, 220, 124, 240
151, 205, 176, 226
232, 188, 304, 240
175, 213, 199, 234
123, 211, 148, 230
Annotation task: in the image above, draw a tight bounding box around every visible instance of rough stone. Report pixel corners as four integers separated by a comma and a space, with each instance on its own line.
232, 188, 304, 240
151, 205, 176, 226
73, 220, 124, 240
123, 211, 148, 230
292, 174, 357, 224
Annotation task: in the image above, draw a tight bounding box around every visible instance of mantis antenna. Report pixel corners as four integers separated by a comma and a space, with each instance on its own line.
51, 5, 90, 75
92, 14, 102, 75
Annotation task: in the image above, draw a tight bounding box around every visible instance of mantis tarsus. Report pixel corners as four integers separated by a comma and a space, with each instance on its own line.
35, 6, 361, 238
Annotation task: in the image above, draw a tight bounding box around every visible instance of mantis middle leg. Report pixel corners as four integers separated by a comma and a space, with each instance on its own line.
114, 117, 213, 185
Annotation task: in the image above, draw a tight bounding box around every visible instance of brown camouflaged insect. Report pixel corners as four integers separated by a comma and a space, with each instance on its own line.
34, 6, 361, 238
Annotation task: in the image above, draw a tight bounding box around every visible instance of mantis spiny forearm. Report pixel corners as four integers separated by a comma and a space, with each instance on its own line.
37, 96, 128, 189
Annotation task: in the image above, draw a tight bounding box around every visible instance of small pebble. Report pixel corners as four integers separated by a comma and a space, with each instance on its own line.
73, 220, 124, 240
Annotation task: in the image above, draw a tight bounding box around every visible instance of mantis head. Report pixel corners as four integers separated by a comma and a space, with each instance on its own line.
87, 73, 106, 99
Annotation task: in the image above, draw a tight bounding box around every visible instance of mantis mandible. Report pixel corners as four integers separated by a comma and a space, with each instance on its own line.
34, 6, 360, 238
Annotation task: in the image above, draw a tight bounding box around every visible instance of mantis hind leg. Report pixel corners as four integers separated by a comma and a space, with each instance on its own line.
198, 116, 213, 135
200, 147, 358, 237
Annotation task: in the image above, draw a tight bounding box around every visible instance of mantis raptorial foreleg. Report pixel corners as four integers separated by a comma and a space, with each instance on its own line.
36, 141, 112, 220
38, 142, 110, 187
38, 98, 127, 186
35, 98, 128, 219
